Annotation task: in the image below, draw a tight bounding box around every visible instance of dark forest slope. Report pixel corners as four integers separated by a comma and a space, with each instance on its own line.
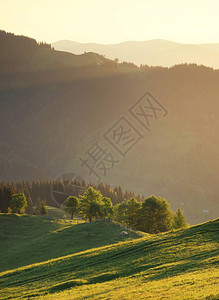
0, 31, 219, 224
0, 30, 108, 73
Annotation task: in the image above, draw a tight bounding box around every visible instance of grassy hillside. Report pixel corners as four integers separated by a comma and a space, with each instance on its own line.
0, 216, 218, 299
46, 206, 71, 219
0, 214, 138, 272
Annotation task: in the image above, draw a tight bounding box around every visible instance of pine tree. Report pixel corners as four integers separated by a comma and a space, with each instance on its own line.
173, 208, 187, 229
36, 197, 48, 215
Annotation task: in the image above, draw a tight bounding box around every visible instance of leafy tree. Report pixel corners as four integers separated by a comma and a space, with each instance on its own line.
65, 196, 79, 219
172, 208, 187, 229
89, 201, 102, 221
138, 195, 173, 233
80, 187, 103, 222
126, 197, 141, 228
114, 201, 128, 225
10, 193, 27, 213
101, 197, 113, 220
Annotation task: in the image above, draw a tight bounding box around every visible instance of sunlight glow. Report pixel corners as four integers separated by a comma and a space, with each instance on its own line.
0, 0, 219, 43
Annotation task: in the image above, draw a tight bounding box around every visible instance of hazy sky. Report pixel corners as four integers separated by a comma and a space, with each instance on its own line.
0, 0, 219, 44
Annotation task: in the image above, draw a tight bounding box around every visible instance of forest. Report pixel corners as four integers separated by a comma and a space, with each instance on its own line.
0, 180, 186, 234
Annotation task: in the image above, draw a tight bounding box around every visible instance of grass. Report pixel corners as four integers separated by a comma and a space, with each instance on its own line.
0, 213, 138, 272
0, 214, 218, 299
46, 206, 72, 219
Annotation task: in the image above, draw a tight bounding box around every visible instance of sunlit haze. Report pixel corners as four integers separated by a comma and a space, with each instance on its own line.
0, 0, 219, 44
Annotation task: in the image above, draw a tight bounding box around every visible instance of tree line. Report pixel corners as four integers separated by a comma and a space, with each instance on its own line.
65, 187, 187, 233
0, 181, 186, 233
0, 180, 144, 214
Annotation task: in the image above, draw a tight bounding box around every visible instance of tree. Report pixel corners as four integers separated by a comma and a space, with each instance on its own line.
172, 208, 187, 229
114, 201, 128, 225
114, 186, 123, 204
36, 197, 48, 215
0, 184, 11, 213
138, 195, 173, 234
38, 200, 48, 215
88, 201, 102, 221
126, 197, 141, 228
19, 181, 33, 214
101, 197, 113, 220
80, 187, 103, 222
114, 198, 141, 228
10, 193, 27, 213
65, 196, 79, 219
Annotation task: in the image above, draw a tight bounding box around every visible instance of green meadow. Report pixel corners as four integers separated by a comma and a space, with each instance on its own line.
0, 213, 138, 272
0, 214, 218, 299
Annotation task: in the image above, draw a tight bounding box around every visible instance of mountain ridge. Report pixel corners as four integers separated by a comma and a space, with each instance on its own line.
52, 39, 219, 68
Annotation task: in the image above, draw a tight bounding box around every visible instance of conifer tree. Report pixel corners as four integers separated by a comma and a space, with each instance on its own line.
36, 197, 48, 215
173, 208, 187, 229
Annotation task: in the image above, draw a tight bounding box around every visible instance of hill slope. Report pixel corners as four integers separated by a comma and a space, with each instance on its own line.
0, 214, 138, 272
52, 39, 219, 68
0, 217, 218, 299
0, 30, 108, 73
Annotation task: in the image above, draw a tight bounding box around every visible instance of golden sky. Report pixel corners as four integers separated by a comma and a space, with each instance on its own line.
0, 0, 218, 44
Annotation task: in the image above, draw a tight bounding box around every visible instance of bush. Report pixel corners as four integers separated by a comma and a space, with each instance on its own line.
10, 193, 27, 214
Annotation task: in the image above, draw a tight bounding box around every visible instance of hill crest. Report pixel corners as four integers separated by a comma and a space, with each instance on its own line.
52, 38, 219, 68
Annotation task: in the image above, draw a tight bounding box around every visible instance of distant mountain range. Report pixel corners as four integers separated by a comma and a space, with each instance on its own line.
52, 39, 219, 69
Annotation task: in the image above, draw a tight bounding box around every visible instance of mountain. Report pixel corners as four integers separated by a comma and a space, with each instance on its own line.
52, 39, 219, 69
1, 30, 219, 224
0, 30, 108, 73
0, 215, 218, 299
